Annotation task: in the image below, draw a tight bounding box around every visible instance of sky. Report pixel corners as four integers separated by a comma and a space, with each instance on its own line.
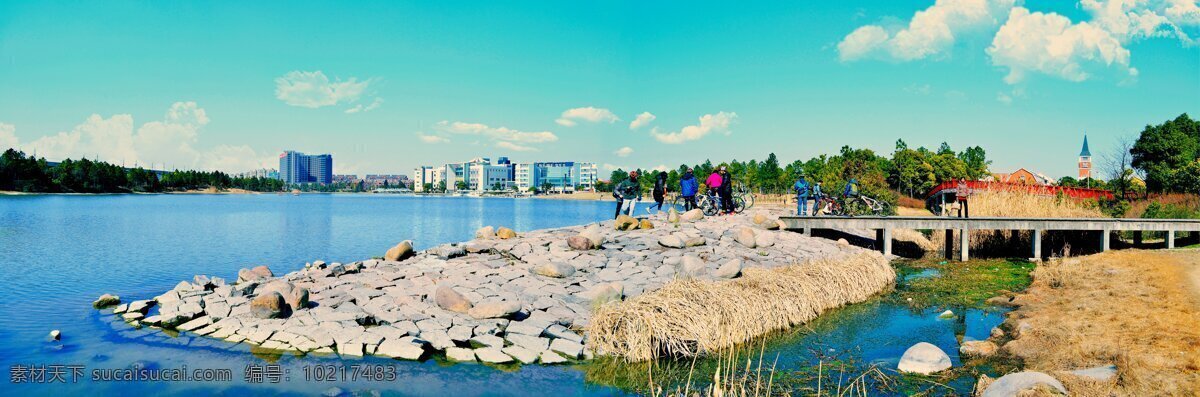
0, 1, 1197, 179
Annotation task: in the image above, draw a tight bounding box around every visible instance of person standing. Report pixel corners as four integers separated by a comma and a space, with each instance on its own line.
718, 166, 734, 215
956, 179, 970, 218
679, 168, 699, 210
613, 171, 641, 219
792, 174, 810, 216
705, 168, 724, 213
812, 182, 823, 215
650, 172, 668, 214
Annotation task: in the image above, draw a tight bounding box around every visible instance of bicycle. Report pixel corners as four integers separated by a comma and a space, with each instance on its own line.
813, 195, 845, 216
842, 194, 890, 216
733, 183, 755, 210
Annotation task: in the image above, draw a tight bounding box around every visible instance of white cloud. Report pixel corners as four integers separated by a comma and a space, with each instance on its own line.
988, 7, 1135, 84
649, 112, 737, 144
905, 83, 933, 95
435, 121, 558, 143
1081, 0, 1197, 44
555, 106, 619, 127
416, 132, 449, 144
838, 0, 1017, 61
345, 97, 384, 114
629, 112, 656, 130
614, 146, 634, 157
0, 123, 19, 149
274, 70, 373, 109
496, 141, 537, 152
652, 164, 670, 172
601, 163, 628, 174
5, 102, 273, 172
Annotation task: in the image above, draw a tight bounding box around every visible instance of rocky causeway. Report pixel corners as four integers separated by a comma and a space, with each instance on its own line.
94, 209, 880, 365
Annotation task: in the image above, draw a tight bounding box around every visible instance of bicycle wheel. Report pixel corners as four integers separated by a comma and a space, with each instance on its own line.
733, 196, 747, 214
742, 192, 755, 209
699, 195, 719, 216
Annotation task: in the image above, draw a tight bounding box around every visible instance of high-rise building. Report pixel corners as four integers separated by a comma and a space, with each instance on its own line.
279, 150, 334, 185
413, 157, 595, 193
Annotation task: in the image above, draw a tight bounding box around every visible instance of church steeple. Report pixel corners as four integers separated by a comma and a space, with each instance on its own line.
1080, 135, 1091, 157
1078, 134, 1092, 180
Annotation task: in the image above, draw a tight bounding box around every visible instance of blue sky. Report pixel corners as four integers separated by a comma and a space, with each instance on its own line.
0, 1, 1197, 179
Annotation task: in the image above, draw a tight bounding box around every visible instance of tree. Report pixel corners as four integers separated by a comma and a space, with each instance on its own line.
957, 146, 991, 180
1103, 134, 1138, 198
1131, 113, 1200, 192
758, 153, 782, 192
455, 180, 467, 190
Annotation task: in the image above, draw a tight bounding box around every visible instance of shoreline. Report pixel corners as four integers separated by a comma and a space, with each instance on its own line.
94, 209, 888, 365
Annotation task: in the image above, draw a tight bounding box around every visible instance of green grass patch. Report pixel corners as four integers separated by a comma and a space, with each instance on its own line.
893, 258, 1035, 310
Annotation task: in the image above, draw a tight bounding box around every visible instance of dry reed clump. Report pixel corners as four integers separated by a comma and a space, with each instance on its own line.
1001, 250, 1200, 396
586, 252, 894, 362
929, 189, 1108, 254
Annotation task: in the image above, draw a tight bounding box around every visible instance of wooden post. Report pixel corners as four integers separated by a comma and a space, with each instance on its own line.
944, 229, 954, 260
883, 228, 892, 256
1134, 231, 1143, 247
960, 228, 969, 262
875, 229, 884, 252
1167, 230, 1175, 249
1032, 229, 1042, 261
1101, 229, 1110, 252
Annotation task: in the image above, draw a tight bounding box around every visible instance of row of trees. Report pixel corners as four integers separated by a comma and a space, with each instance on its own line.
600, 142, 992, 207
0, 149, 286, 193
1130, 113, 1200, 194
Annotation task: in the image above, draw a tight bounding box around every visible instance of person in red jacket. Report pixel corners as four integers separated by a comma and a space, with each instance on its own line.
705, 168, 724, 213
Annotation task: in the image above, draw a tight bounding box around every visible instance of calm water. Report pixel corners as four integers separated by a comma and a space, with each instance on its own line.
0, 194, 998, 396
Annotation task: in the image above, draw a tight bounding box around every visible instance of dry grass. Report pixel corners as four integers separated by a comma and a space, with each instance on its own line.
896, 194, 926, 209
928, 189, 1108, 255
587, 252, 894, 362
1000, 250, 1200, 396
1125, 193, 1200, 218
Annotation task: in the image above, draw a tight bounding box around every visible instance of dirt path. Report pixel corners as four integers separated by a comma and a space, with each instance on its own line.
1178, 249, 1200, 309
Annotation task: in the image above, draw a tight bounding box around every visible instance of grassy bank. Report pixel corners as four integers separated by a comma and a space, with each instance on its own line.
894, 258, 1035, 310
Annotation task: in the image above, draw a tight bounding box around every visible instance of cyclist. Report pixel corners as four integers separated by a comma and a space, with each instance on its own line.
679, 168, 698, 210
613, 171, 641, 219
705, 168, 724, 213
842, 178, 860, 210
792, 174, 810, 216
812, 182, 823, 214
718, 166, 734, 214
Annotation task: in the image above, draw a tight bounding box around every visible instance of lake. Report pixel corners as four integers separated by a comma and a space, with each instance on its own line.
0, 194, 1000, 396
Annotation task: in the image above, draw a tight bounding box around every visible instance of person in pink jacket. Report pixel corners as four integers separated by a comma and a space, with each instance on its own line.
705, 170, 724, 213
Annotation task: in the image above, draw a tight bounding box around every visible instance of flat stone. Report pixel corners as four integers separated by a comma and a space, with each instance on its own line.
468, 301, 521, 319
549, 338, 584, 359
959, 340, 998, 357
982, 371, 1067, 397
531, 262, 576, 278
446, 347, 476, 362
539, 350, 568, 364
545, 324, 583, 343
474, 348, 514, 364
897, 342, 951, 374
502, 345, 538, 364
677, 255, 706, 278
434, 286, 472, 313
1069, 364, 1117, 381
470, 334, 505, 348
375, 339, 425, 360
93, 294, 120, 309
658, 235, 685, 249
505, 333, 550, 351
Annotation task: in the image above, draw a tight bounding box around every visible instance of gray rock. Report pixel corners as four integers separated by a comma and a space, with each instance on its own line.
579, 283, 623, 305
658, 235, 685, 249
435, 245, 467, 260
897, 342, 951, 374
434, 286, 472, 313
735, 227, 757, 248
475, 226, 496, 239
549, 338, 584, 359
539, 350, 568, 364
531, 262, 576, 278
470, 334, 504, 348
93, 293, 120, 309
677, 255, 706, 278
714, 259, 743, 279
474, 348, 514, 364
505, 333, 550, 351
681, 209, 704, 222
754, 232, 776, 248
981, 371, 1067, 397
502, 345, 539, 364
567, 235, 594, 251
446, 347, 476, 362
468, 301, 521, 319
685, 236, 707, 247
375, 339, 425, 360
580, 226, 604, 247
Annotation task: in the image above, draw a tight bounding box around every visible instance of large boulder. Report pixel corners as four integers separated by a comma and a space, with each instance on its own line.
251, 265, 273, 278
580, 225, 604, 247
258, 281, 309, 310
532, 262, 576, 278
754, 232, 776, 248
250, 291, 289, 319
752, 213, 768, 225
735, 228, 757, 248
614, 215, 639, 231
93, 293, 120, 309
237, 266, 273, 283
667, 208, 680, 223
658, 235, 685, 249
567, 235, 594, 251
496, 227, 517, 239
713, 259, 743, 279
434, 244, 467, 260
475, 226, 496, 239
897, 342, 951, 374
435, 286, 472, 313
384, 241, 415, 261
681, 209, 704, 222
677, 255, 706, 278
981, 372, 1067, 397
468, 301, 521, 319
638, 219, 654, 230
959, 340, 998, 357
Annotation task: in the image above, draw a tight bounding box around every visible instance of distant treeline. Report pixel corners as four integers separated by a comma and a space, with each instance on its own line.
0, 149, 284, 193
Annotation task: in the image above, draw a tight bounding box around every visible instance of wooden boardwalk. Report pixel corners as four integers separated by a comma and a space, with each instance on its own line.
779, 216, 1200, 261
